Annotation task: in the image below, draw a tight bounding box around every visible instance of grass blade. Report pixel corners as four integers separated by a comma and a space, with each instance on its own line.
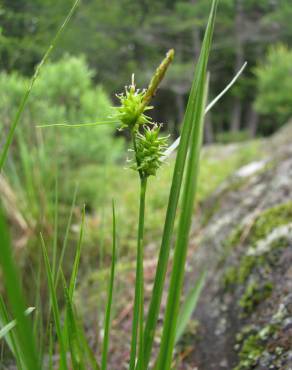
141, 1, 218, 368
62, 269, 101, 370
0, 307, 35, 340
62, 206, 101, 370
101, 201, 117, 370
40, 233, 68, 370
62, 204, 84, 353
156, 75, 209, 370
52, 175, 59, 280
55, 184, 78, 287
62, 272, 87, 370
163, 61, 247, 159
0, 206, 40, 370
156, 30, 213, 370
175, 271, 206, 343
37, 120, 119, 128
69, 205, 86, 299
0, 0, 80, 171
0, 296, 24, 368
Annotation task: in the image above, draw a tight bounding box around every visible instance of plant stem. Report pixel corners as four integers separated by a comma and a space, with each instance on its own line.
101, 201, 117, 370
129, 176, 147, 370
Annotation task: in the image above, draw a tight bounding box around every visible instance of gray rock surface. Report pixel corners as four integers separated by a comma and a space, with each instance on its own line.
182, 124, 292, 370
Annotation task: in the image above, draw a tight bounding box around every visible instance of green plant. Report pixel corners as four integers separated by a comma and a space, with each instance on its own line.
0, 1, 251, 369
0, 0, 80, 172
255, 44, 292, 128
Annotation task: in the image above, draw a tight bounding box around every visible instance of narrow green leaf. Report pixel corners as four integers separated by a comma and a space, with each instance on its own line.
37, 120, 119, 128
156, 49, 211, 370
77, 323, 101, 370
0, 296, 23, 368
142, 1, 218, 368
0, 307, 35, 340
62, 270, 101, 370
52, 174, 59, 280
0, 0, 80, 171
48, 324, 54, 370
40, 233, 68, 370
55, 184, 78, 287
0, 207, 40, 370
163, 61, 248, 159
62, 273, 86, 370
69, 205, 86, 299
101, 201, 117, 370
156, 77, 209, 370
175, 271, 206, 343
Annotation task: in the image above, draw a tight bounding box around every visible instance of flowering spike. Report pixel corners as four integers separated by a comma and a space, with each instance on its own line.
132, 125, 169, 178
114, 83, 152, 130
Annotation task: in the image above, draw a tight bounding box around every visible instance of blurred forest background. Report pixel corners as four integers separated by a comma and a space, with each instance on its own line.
1, 0, 292, 142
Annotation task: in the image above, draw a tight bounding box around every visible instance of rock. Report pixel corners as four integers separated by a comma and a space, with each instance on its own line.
183, 124, 292, 370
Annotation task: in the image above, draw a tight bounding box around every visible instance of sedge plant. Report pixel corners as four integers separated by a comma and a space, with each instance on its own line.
0, 0, 252, 369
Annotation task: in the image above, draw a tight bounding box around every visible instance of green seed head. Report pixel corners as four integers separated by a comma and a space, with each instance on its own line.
133, 124, 168, 178
116, 75, 153, 130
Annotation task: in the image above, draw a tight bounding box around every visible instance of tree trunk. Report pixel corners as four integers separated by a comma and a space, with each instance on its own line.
231, 101, 242, 132
204, 112, 214, 144
176, 93, 185, 126
247, 104, 259, 137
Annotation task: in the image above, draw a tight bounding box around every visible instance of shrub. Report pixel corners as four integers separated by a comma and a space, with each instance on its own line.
0, 55, 124, 165
254, 44, 292, 127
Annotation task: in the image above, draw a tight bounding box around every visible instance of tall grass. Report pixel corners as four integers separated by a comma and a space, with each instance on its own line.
0, 0, 248, 369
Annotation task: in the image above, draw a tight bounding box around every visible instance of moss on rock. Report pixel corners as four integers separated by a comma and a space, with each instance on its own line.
248, 202, 292, 246
238, 281, 273, 314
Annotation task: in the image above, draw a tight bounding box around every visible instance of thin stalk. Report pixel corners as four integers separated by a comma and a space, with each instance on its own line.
52, 175, 59, 280
101, 201, 117, 370
40, 234, 68, 370
129, 176, 147, 370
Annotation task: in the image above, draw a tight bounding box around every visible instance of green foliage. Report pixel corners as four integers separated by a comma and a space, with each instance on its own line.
0, 55, 123, 167
3, 1, 284, 369
1, 0, 292, 139
0, 207, 40, 370
175, 271, 206, 344
255, 45, 292, 126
